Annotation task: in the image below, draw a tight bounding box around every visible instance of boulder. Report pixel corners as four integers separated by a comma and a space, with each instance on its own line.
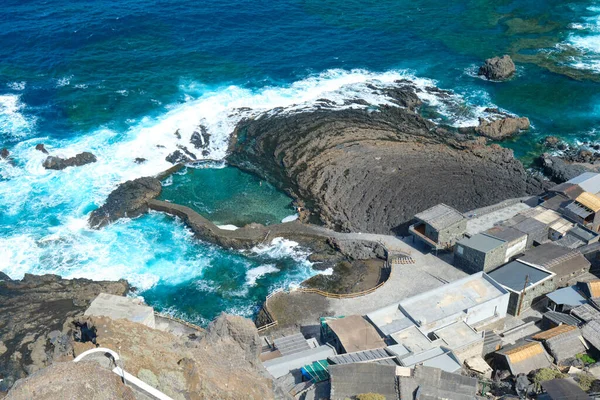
42, 152, 97, 170
190, 125, 211, 149
478, 55, 516, 80
88, 177, 162, 228
5, 361, 136, 400
0, 148, 9, 159
35, 144, 48, 154
543, 136, 561, 148
475, 116, 530, 140
165, 149, 194, 164
134, 157, 147, 164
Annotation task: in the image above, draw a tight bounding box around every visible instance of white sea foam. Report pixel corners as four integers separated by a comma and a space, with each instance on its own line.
7, 81, 26, 91
563, 5, 600, 72
0, 94, 35, 139
246, 264, 280, 286
56, 75, 73, 87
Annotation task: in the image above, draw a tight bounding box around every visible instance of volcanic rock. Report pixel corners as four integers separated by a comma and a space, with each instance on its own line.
478, 55, 516, 80
35, 144, 48, 154
538, 153, 600, 183
0, 148, 9, 159
543, 136, 561, 148
134, 157, 147, 164
42, 152, 97, 170
190, 125, 211, 149
227, 85, 537, 234
5, 361, 136, 400
475, 116, 530, 140
88, 176, 162, 228
0, 274, 129, 391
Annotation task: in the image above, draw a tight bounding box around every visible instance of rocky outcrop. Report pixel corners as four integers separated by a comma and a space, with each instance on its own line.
190, 125, 211, 153
5, 361, 136, 400
327, 238, 387, 260
88, 177, 162, 228
227, 84, 538, 234
34, 144, 48, 154
42, 152, 97, 170
478, 55, 516, 80
0, 274, 129, 391
475, 116, 530, 140
66, 314, 284, 400
538, 153, 600, 183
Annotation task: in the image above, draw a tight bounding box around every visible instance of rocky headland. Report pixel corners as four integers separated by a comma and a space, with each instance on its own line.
227, 82, 543, 234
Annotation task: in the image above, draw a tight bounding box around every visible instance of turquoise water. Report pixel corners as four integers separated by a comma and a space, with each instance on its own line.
1, 0, 600, 323
159, 165, 295, 227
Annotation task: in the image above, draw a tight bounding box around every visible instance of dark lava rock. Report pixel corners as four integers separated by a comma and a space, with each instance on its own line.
134, 157, 147, 164
475, 116, 530, 140
0, 148, 9, 159
42, 152, 97, 170
88, 177, 162, 228
0, 274, 129, 392
478, 55, 516, 80
190, 126, 211, 149
538, 153, 599, 183
543, 136, 561, 148
35, 144, 48, 154
174, 129, 182, 139
227, 84, 536, 235
165, 150, 192, 164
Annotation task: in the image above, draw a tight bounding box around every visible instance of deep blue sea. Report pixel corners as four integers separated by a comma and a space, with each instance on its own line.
1, 0, 600, 324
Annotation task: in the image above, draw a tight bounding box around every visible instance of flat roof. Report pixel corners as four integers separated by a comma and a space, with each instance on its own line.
570, 225, 598, 242
485, 226, 527, 243
263, 345, 336, 379
399, 272, 508, 325
568, 172, 600, 194
327, 315, 386, 353
512, 217, 547, 234
457, 233, 505, 253
414, 203, 465, 231
488, 260, 552, 292
391, 326, 436, 355
366, 304, 414, 337
546, 286, 587, 307
434, 321, 483, 350
519, 243, 575, 268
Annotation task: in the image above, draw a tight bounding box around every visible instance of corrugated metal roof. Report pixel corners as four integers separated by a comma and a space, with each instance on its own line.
263, 345, 336, 379
571, 304, 600, 323
589, 280, 600, 298
533, 324, 577, 340
485, 226, 527, 243
565, 201, 594, 219
569, 225, 598, 242
329, 363, 398, 400
546, 286, 587, 307
399, 366, 478, 400
328, 348, 398, 366
457, 233, 505, 253
550, 183, 585, 200
414, 203, 465, 231
581, 319, 600, 351
576, 192, 600, 212
488, 260, 552, 292
512, 217, 547, 234
543, 311, 582, 327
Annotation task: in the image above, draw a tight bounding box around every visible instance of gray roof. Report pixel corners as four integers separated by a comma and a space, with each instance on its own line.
550, 182, 585, 199
399, 365, 478, 400
554, 234, 585, 250
328, 348, 398, 366
541, 193, 572, 212
496, 341, 553, 376
414, 203, 465, 231
541, 377, 592, 400
457, 233, 505, 253
581, 319, 600, 351
565, 201, 593, 219
543, 311, 582, 327
329, 363, 398, 400
568, 172, 600, 194
488, 260, 552, 292
485, 226, 527, 243
569, 225, 598, 242
512, 217, 547, 234
519, 243, 590, 278
263, 345, 336, 379
421, 352, 462, 373
544, 328, 586, 362
546, 286, 587, 307
273, 333, 310, 356
571, 304, 600, 323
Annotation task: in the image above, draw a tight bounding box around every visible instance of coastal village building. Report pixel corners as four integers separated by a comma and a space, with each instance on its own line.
453, 233, 507, 273
545, 286, 587, 313
519, 243, 591, 287
485, 226, 528, 261
571, 303, 600, 324
581, 319, 600, 352
567, 172, 600, 194
409, 203, 466, 250
325, 315, 386, 353
532, 325, 586, 365
487, 260, 555, 316
329, 363, 398, 400
398, 365, 480, 400
562, 192, 600, 232
540, 378, 591, 400
494, 341, 553, 376
542, 310, 582, 330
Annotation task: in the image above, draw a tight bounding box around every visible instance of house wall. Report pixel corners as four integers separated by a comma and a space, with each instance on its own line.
507, 277, 557, 316
454, 242, 506, 274
452, 338, 484, 363
465, 292, 510, 327
505, 237, 527, 261
437, 220, 467, 246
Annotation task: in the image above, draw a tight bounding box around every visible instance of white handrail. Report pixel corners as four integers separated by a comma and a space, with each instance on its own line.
73, 347, 174, 400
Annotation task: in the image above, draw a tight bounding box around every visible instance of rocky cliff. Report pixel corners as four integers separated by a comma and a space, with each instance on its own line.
227, 83, 542, 234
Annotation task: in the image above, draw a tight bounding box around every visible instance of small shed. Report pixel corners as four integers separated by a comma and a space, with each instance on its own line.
454, 233, 507, 273
542, 310, 582, 330
329, 363, 398, 400
328, 348, 398, 366
532, 325, 587, 364
326, 315, 386, 353
410, 203, 466, 250
581, 319, 600, 351
563, 192, 600, 231
546, 286, 587, 313
579, 280, 600, 300
539, 378, 592, 400
495, 341, 553, 376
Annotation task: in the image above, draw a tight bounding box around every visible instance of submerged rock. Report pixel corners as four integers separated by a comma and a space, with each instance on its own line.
42, 152, 97, 170
228, 84, 537, 234
35, 143, 48, 154
165, 146, 197, 164
190, 125, 211, 149
475, 116, 530, 140
0, 148, 10, 159
478, 55, 516, 80
88, 176, 162, 228
134, 157, 147, 164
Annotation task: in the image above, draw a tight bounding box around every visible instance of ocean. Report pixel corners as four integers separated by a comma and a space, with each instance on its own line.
1, 0, 600, 324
